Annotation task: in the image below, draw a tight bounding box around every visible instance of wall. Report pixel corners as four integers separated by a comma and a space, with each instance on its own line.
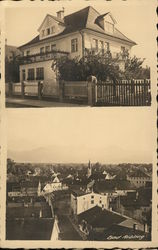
127, 176, 151, 188
84, 30, 131, 56
39, 15, 65, 40
51, 216, 60, 240
20, 60, 59, 96
71, 192, 109, 215
22, 31, 82, 59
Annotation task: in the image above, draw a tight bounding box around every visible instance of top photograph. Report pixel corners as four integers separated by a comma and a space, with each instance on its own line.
5, 1, 153, 108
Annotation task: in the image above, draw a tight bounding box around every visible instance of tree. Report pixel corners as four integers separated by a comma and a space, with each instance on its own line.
52, 49, 150, 81
122, 49, 150, 79
5, 51, 20, 83
52, 51, 122, 81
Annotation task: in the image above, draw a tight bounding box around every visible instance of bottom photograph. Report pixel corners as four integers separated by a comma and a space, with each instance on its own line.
6, 110, 153, 241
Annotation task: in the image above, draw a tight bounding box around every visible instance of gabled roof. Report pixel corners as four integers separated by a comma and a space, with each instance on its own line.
94, 180, 135, 193
128, 169, 150, 178
19, 6, 136, 49
78, 206, 126, 228
38, 14, 64, 32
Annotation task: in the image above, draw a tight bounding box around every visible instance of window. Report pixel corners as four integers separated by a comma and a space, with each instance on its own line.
121, 46, 125, 53
92, 39, 98, 51
71, 38, 78, 52
91, 195, 94, 199
41, 30, 45, 37
36, 67, 44, 80
51, 44, 56, 51
28, 68, 35, 81
45, 46, 50, 57
47, 28, 50, 36
26, 50, 30, 56
40, 47, 45, 58
40, 47, 45, 54
104, 42, 110, 52
51, 26, 55, 34
99, 40, 104, 54
99, 200, 102, 204
22, 69, 26, 81
91, 200, 94, 204
45, 46, 50, 52
105, 21, 114, 33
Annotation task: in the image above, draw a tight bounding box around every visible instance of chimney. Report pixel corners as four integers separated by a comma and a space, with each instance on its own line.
57, 7, 64, 20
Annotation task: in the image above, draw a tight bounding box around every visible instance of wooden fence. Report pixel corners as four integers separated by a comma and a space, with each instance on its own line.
95, 79, 151, 106
6, 79, 151, 106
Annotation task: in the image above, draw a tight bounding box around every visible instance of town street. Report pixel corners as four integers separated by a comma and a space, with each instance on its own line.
6, 97, 86, 108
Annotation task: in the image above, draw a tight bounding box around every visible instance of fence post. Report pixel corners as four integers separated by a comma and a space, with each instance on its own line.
59, 80, 64, 102
21, 81, 25, 98
38, 81, 43, 100
87, 76, 97, 106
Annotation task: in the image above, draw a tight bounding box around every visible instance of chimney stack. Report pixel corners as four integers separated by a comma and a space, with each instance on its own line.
57, 7, 65, 20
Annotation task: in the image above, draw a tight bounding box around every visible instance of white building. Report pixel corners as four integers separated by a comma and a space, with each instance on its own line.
127, 170, 151, 188
42, 176, 62, 194
71, 190, 109, 215
18, 6, 136, 96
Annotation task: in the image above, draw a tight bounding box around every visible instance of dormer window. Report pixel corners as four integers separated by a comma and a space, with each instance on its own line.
104, 21, 114, 33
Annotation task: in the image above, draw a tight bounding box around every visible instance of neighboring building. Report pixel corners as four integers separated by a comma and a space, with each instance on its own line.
5, 44, 21, 62
127, 169, 151, 188
6, 196, 56, 240
94, 179, 135, 196
115, 187, 152, 226
77, 205, 149, 239
42, 176, 68, 194
18, 6, 136, 95
71, 190, 109, 215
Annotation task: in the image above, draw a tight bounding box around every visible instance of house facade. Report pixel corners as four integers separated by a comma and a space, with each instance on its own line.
42, 176, 62, 194
18, 6, 136, 96
127, 170, 151, 188
71, 190, 109, 215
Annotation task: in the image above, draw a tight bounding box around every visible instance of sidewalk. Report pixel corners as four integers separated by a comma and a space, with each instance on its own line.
6, 97, 86, 108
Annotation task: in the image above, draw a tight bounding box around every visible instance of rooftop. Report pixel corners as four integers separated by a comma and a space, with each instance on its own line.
128, 169, 150, 178
19, 6, 136, 49
78, 206, 126, 228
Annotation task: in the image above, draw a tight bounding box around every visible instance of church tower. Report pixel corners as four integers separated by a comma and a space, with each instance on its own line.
87, 160, 92, 178
37, 180, 41, 196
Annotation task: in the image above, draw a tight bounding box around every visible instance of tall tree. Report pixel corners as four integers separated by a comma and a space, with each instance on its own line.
5, 51, 20, 83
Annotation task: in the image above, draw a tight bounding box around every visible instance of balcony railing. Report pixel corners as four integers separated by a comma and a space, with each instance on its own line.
19, 50, 69, 65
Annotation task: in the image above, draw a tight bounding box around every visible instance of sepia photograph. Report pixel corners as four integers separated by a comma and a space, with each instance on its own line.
0, 0, 157, 248
4, 0, 154, 107
6, 109, 153, 241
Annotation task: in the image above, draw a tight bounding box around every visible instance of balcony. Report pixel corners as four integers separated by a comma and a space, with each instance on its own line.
19, 50, 69, 65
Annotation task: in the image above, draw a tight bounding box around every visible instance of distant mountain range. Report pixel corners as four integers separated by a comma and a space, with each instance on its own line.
7, 144, 152, 164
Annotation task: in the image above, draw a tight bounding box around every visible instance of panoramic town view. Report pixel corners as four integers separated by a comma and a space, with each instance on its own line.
6, 159, 152, 241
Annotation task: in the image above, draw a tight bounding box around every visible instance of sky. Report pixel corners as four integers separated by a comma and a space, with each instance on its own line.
4, 0, 156, 67
7, 108, 153, 164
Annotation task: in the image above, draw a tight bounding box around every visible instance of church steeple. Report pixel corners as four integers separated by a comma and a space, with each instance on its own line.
37, 180, 41, 196
87, 160, 92, 178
